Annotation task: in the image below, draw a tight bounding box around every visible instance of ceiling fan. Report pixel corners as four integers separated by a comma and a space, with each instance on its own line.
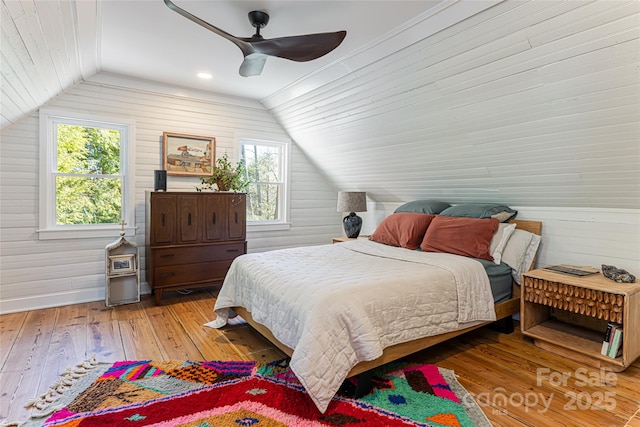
164, 0, 347, 77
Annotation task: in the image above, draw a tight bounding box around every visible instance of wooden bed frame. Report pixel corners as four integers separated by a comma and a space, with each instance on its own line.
232, 219, 542, 378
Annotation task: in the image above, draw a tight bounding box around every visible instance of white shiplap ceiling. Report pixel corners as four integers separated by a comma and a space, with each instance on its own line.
269, 0, 640, 209
1, 0, 638, 210
2, 0, 472, 128
100, 0, 446, 100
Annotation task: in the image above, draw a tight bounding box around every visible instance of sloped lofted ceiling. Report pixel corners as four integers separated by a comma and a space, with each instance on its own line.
1, 0, 453, 127
267, 0, 640, 209
1, 0, 99, 127
1, 0, 639, 209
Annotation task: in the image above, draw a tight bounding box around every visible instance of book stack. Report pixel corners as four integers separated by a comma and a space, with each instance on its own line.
601, 322, 623, 359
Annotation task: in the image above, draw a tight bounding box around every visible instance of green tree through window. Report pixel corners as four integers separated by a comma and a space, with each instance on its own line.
55, 124, 122, 225
241, 141, 286, 222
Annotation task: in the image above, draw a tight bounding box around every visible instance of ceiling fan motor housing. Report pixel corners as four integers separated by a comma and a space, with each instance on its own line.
249, 11, 269, 29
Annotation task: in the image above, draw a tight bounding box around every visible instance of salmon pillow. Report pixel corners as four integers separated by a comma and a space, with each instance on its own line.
420, 216, 499, 260
370, 213, 436, 250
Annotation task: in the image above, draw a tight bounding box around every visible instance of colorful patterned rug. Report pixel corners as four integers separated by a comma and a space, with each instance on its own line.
25, 358, 490, 427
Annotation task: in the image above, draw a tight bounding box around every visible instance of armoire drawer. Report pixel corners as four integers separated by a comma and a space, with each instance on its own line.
152, 242, 245, 266
154, 260, 234, 287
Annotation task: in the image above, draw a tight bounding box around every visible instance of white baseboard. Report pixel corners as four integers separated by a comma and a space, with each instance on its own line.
0, 283, 152, 314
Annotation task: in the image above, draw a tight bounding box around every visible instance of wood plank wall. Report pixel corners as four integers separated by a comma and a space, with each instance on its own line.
1, 0, 639, 314
0, 78, 341, 313
363, 203, 640, 276
266, 0, 640, 209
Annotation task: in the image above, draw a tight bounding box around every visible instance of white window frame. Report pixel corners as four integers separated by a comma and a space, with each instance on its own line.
238, 136, 291, 232
38, 109, 136, 240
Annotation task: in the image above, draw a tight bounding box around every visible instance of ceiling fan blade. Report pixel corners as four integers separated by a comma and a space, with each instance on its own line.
163, 0, 253, 56
164, 1, 346, 77
239, 54, 267, 77
242, 31, 347, 62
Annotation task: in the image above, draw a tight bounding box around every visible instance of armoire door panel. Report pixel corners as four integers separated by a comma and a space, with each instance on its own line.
150, 194, 176, 245
178, 195, 201, 243
203, 194, 225, 241
228, 195, 247, 240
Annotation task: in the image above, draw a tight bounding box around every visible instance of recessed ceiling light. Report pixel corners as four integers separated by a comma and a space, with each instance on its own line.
197, 72, 212, 79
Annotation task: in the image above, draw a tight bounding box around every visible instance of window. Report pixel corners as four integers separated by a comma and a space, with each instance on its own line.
39, 110, 135, 239
239, 138, 290, 230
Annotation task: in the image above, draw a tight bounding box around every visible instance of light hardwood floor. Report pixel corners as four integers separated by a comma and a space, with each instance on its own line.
1, 287, 639, 426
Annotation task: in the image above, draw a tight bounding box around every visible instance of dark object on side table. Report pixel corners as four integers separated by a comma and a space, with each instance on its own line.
154, 170, 167, 191
343, 213, 363, 238
602, 264, 636, 283
337, 191, 367, 238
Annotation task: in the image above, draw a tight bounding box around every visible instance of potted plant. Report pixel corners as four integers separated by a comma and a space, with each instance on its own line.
197, 153, 249, 192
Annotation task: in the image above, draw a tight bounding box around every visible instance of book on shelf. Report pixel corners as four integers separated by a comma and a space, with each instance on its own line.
607, 327, 623, 359
601, 322, 621, 356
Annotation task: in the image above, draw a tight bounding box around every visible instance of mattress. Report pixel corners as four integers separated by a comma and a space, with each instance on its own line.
475, 258, 513, 304
208, 240, 498, 412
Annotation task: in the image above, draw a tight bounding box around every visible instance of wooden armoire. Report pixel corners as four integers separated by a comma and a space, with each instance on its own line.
146, 191, 247, 304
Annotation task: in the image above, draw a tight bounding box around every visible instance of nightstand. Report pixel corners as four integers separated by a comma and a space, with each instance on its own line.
521, 268, 640, 371
332, 236, 370, 243
332, 236, 356, 243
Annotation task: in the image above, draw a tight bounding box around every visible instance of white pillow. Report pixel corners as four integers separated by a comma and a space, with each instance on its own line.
501, 229, 542, 284
489, 222, 516, 265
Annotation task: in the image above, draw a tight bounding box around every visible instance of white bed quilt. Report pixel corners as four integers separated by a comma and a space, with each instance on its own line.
206, 240, 496, 413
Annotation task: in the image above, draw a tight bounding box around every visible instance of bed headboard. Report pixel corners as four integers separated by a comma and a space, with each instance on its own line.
510, 219, 542, 236
509, 219, 543, 293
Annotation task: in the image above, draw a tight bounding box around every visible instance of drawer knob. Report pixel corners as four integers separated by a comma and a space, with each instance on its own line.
160, 254, 176, 259
227, 249, 239, 253
161, 273, 176, 278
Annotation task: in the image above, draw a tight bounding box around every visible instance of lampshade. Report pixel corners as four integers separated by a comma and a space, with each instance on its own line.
337, 191, 367, 213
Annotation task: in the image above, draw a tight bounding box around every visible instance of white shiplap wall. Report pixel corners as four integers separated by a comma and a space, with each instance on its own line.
362, 203, 640, 276
1, 0, 639, 314
264, 0, 640, 280
0, 74, 341, 313
267, 0, 640, 209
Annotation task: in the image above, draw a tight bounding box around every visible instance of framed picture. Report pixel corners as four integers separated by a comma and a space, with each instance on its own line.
109, 254, 136, 274
163, 132, 215, 177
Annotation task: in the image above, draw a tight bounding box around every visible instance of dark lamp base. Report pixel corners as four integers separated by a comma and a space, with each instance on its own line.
343, 212, 363, 238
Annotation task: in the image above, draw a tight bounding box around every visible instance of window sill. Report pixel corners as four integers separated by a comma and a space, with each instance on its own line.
37, 226, 137, 240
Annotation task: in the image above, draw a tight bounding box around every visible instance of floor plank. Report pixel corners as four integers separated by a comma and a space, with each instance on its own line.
0, 311, 27, 368
116, 301, 165, 359
1, 291, 638, 426
141, 297, 204, 360
36, 304, 90, 406
168, 292, 247, 360
86, 300, 125, 362
0, 308, 56, 422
